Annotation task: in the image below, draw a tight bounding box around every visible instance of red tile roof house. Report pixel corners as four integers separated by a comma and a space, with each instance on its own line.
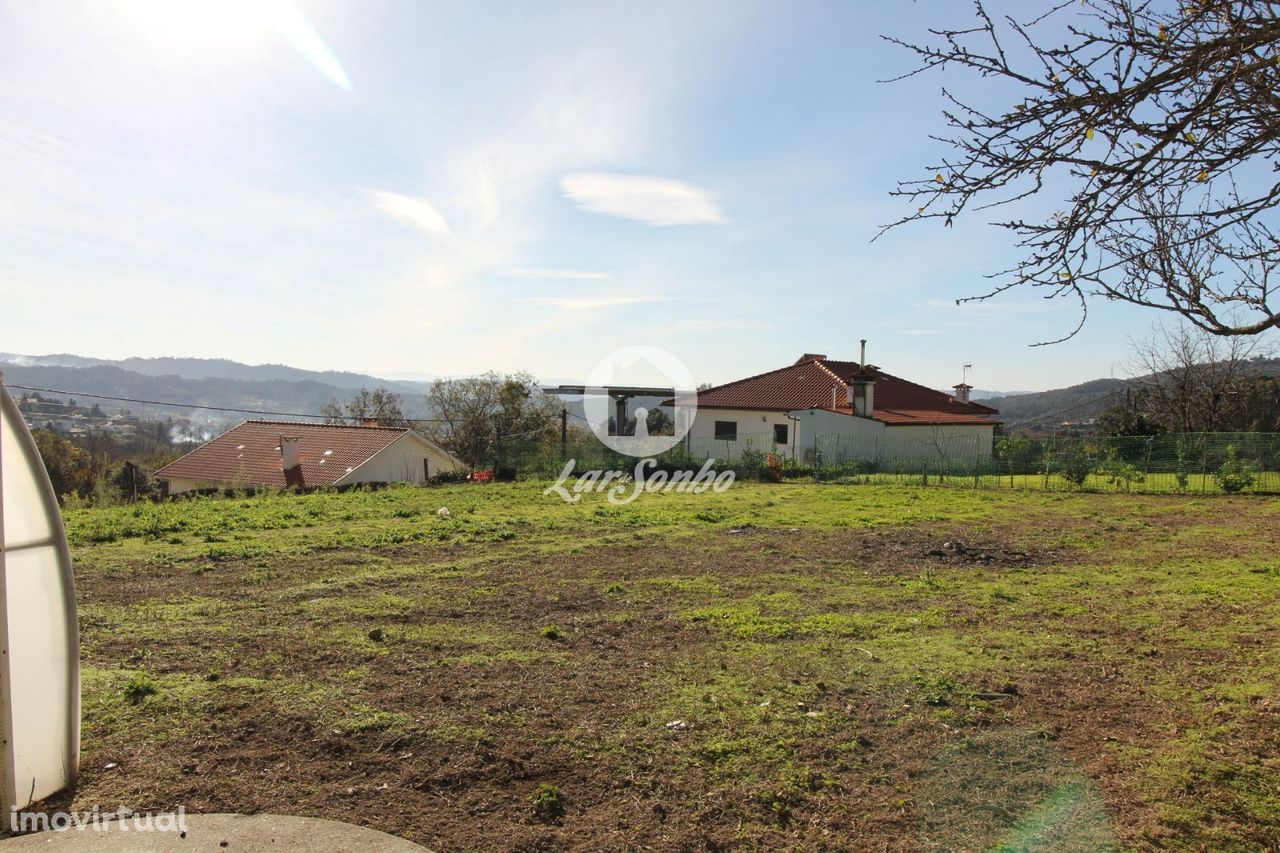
682, 353, 1001, 465
154, 420, 463, 495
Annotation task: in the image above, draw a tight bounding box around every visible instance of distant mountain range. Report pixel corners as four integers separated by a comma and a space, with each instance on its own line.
967, 389, 1035, 400
974, 378, 1127, 429
0, 353, 435, 426
0, 353, 432, 394
975, 357, 1280, 429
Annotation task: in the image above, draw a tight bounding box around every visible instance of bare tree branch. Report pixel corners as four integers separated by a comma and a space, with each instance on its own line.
882, 0, 1280, 340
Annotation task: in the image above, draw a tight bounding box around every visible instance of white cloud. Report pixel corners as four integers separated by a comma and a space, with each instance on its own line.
506, 266, 611, 280
522, 295, 671, 310
559, 172, 725, 226
369, 191, 452, 239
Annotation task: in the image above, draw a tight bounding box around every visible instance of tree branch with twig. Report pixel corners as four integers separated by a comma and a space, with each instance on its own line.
881, 0, 1280, 341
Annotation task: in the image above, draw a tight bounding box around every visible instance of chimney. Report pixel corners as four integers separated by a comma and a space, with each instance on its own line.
847, 340, 876, 417
281, 436, 301, 471
953, 383, 973, 404
361, 417, 379, 428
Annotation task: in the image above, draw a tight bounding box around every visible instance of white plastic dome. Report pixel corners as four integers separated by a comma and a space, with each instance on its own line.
0, 376, 79, 810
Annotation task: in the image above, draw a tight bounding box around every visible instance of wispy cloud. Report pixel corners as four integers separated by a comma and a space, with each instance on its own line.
369, 191, 452, 239
522, 295, 672, 310
560, 173, 725, 226
506, 266, 611, 281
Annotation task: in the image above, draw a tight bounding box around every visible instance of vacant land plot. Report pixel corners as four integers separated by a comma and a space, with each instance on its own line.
57, 483, 1280, 850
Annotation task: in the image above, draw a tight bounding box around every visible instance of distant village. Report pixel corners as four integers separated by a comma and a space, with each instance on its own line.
16, 392, 213, 442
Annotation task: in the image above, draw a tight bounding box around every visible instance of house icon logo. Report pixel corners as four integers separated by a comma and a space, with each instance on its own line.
582, 346, 698, 457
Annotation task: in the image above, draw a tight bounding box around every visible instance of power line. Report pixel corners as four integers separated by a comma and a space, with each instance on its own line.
7, 384, 447, 423
10, 384, 557, 442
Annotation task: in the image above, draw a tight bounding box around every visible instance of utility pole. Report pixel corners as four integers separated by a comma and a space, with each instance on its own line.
560, 408, 568, 459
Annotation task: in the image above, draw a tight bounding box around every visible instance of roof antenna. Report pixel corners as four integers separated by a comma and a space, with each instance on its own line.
962, 363, 973, 385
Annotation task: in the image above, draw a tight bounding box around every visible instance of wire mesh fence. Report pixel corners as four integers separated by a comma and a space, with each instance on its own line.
491, 431, 1280, 495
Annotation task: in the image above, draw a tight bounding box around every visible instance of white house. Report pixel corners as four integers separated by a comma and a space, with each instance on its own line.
154, 419, 463, 495
681, 351, 1001, 465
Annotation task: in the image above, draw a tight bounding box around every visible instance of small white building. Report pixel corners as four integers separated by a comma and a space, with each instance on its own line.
682, 352, 1001, 465
154, 419, 463, 495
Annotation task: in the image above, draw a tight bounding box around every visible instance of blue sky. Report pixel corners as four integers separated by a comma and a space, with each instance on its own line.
1, 0, 1182, 393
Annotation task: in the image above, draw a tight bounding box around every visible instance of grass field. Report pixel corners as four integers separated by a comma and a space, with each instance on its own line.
58, 482, 1280, 850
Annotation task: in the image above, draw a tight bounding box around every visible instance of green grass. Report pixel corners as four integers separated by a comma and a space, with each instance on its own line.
64, 482, 1280, 850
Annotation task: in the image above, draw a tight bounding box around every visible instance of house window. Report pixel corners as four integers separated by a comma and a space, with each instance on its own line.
773, 423, 788, 445
714, 420, 737, 441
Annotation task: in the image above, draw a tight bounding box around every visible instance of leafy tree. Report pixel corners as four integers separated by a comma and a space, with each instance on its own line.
613, 406, 674, 437
31, 429, 102, 502
1233, 374, 1280, 431
995, 434, 1038, 467
644, 406, 675, 436
884, 1, 1280, 339
321, 387, 407, 426
425, 372, 559, 468
109, 461, 155, 502
1095, 405, 1163, 437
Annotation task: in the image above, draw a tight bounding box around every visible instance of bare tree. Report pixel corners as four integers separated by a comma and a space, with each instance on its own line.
882, 0, 1280, 340
1126, 321, 1273, 430
321, 387, 408, 426
320, 399, 346, 424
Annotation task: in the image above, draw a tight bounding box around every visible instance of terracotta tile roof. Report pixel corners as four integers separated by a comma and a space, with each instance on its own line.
154, 420, 412, 488
692, 356, 1002, 426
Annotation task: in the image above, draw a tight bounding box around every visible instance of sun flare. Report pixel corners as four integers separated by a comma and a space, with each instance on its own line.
120, 0, 350, 89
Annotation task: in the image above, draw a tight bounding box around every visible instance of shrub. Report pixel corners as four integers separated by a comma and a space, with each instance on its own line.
1054, 441, 1093, 488
123, 675, 158, 705
739, 447, 767, 479
1174, 439, 1192, 493
1101, 452, 1146, 493
531, 783, 565, 823
539, 625, 562, 640
1215, 445, 1257, 494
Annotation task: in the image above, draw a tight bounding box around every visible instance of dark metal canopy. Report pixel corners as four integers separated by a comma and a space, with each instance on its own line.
543, 385, 675, 398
